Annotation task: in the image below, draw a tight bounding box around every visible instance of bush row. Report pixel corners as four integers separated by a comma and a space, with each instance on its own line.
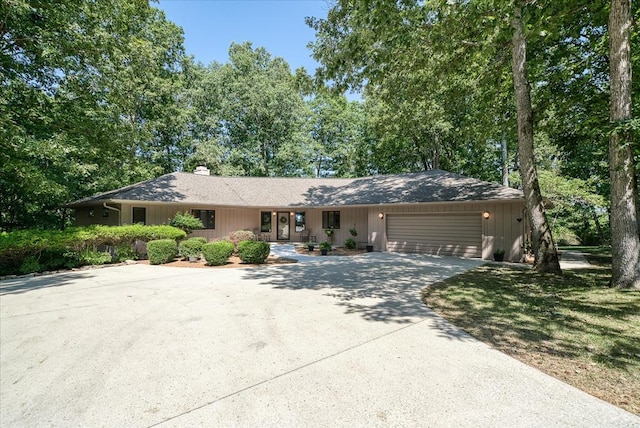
0, 225, 186, 276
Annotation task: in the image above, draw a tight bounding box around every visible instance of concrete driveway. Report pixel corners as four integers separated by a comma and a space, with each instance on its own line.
1, 253, 638, 427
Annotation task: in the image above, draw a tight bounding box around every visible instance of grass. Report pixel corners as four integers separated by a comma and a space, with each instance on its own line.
421, 262, 640, 416
559, 246, 612, 266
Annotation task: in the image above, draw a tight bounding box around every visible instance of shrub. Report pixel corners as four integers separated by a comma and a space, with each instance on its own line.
202, 241, 235, 266
115, 243, 138, 262
227, 230, 256, 252
344, 238, 356, 250
147, 239, 177, 265
178, 238, 205, 259
79, 250, 113, 265
237, 240, 270, 264
0, 225, 186, 275
169, 211, 204, 235
319, 241, 332, 252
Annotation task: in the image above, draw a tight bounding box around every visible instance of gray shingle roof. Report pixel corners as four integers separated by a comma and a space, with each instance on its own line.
66, 170, 524, 208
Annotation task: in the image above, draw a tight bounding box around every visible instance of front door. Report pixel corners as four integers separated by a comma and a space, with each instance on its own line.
276, 212, 290, 240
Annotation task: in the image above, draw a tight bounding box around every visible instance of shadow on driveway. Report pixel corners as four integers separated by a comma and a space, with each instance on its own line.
0, 272, 97, 296
241, 252, 483, 327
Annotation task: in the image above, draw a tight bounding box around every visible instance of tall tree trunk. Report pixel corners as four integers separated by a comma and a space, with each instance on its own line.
502, 130, 509, 187
511, 3, 562, 275
609, 0, 640, 289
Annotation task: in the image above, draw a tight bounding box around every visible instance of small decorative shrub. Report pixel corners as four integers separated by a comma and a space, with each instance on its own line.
169, 211, 204, 235
349, 227, 358, 237
202, 241, 235, 266
319, 241, 332, 252
147, 239, 177, 265
178, 238, 205, 259
227, 230, 256, 252
237, 240, 270, 264
344, 238, 356, 250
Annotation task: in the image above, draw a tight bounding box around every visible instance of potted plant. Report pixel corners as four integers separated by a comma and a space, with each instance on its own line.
493, 249, 505, 262
366, 244, 374, 252
349, 226, 358, 238
319, 241, 332, 255
307, 241, 315, 252
324, 229, 334, 244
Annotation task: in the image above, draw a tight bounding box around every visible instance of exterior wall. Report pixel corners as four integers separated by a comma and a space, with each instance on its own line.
74, 201, 523, 260
107, 204, 369, 244
74, 204, 121, 227
367, 201, 525, 261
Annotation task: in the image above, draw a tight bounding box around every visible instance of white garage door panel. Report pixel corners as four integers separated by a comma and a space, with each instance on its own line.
386, 213, 482, 258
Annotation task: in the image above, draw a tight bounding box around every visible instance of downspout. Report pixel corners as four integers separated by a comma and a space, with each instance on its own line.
103, 203, 121, 226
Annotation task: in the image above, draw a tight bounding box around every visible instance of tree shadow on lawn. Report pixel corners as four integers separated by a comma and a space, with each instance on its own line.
240, 253, 482, 333
421, 264, 640, 371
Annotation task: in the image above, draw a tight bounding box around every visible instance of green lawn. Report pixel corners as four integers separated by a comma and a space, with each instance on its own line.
421, 262, 640, 415
559, 246, 612, 266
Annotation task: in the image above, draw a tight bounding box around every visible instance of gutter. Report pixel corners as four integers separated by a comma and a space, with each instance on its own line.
103, 203, 121, 226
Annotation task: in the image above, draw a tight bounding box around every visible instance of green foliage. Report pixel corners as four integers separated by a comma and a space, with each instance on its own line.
178, 238, 205, 259
115, 243, 139, 262
1, 0, 188, 231
349, 227, 358, 237
0, 225, 185, 275
237, 240, 270, 264
344, 238, 356, 250
169, 211, 204, 235
202, 241, 235, 266
19, 257, 42, 275
319, 241, 332, 252
146, 239, 177, 265
78, 250, 113, 265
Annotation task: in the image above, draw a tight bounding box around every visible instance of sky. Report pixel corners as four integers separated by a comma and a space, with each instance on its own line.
155, 0, 331, 73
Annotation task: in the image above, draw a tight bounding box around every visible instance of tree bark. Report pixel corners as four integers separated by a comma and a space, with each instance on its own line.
502, 131, 509, 187
609, 0, 640, 289
511, 3, 562, 275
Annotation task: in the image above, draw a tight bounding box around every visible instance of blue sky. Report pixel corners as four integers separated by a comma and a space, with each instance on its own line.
156, 0, 330, 73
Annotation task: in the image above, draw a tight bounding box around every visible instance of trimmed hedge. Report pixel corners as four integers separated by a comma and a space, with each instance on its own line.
147, 239, 177, 265
0, 225, 186, 275
237, 240, 270, 264
178, 238, 206, 259
202, 241, 235, 266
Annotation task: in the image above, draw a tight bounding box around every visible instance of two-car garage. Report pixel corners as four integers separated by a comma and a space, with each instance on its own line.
385, 213, 483, 258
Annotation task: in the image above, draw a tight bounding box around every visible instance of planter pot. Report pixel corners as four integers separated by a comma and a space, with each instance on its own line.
307, 245, 315, 252
493, 253, 504, 262
320, 249, 328, 255
366, 245, 374, 252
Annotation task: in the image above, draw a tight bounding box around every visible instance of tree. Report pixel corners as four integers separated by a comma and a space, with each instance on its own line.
0, 0, 188, 230
511, 2, 561, 274
185, 43, 311, 177
308, 0, 562, 272
608, 0, 639, 289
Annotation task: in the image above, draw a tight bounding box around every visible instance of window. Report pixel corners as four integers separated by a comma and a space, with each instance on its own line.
192, 209, 215, 229
260, 211, 272, 232
322, 211, 340, 229
294, 212, 306, 232
132, 207, 146, 224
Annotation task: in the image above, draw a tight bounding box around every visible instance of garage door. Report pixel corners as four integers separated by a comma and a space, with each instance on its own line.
386, 213, 482, 258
